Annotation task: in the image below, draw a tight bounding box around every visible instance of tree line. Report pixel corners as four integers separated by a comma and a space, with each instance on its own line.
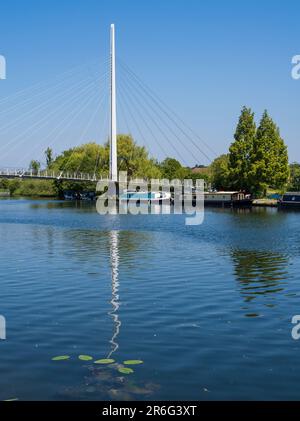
1, 107, 298, 197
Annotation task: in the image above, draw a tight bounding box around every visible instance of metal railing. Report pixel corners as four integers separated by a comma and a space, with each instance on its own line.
0, 168, 100, 182
0, 169, 195, 186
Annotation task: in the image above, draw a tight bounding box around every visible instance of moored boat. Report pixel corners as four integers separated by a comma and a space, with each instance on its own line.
63, 190, 96, 201
119, 190, 172, 204
204, 191, 252, 207
279, 192, 300, 208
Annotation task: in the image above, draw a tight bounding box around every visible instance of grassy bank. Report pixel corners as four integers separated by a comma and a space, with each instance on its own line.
0, 179, 58, 198
0, 178, 99, 198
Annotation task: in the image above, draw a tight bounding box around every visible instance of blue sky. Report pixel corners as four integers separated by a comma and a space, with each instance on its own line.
0, 0, 299, 167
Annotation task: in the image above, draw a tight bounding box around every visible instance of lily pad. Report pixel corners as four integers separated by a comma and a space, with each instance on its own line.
94, 359, 115, 365
123, 360, 144, 365
52, 355, 70, 361
118, 367, 134, 375
78, 355, 93, 361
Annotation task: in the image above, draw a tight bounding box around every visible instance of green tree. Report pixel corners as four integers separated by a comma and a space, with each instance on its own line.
50, 136, 161, 180
210, 154, 230, 190
289, 162, 300, 191
7, 179, 21, 195
45, 147, 53, 167
106, 135, 161, 179
187, 170, 210, 185
0, 178, 9, 190
160, 157, 189, 180
29, 160, 41, 175
228, 106, 256, 192
50, 142, 107, 177
250, 110, 289, 196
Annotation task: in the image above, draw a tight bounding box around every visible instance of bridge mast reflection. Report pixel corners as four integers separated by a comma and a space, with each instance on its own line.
107, 230, 121, 358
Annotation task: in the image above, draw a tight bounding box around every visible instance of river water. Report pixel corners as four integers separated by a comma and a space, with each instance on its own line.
0, 198, 300, 401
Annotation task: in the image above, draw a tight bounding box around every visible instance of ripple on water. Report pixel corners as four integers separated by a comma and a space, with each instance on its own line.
1, 200, 300, 400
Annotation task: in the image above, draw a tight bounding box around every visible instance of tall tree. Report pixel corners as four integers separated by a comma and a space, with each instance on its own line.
250, 110, 289, 195
228, 106, 256, 192
29, 160, 41, 175
45, 147, 53, 167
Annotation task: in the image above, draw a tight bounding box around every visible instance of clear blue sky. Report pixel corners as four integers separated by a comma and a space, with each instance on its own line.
0, 0, 299, 167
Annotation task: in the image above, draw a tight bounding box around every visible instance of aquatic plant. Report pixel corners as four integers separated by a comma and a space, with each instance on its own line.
94, 359, 115, 365
123, 360, 143, 365
78, 355, 93, 361
52, 355, 70, 361
118, 367, 134, 375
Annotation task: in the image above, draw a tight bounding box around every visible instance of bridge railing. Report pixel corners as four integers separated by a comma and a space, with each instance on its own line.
0, 169, 191, 187
0, 168, 103, 181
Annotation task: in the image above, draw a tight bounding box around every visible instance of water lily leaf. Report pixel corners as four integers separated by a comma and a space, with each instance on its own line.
123, 360, 144, 365
94, 359, 115, 365
78, 355, 93, 361
118, 367, 134, 375
52, 355, 70, 361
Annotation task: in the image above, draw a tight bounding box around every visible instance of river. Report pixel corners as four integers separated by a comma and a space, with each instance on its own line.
0, 198, 300, 400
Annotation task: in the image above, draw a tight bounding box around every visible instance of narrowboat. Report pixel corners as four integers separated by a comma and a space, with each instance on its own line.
63, 190, 96, 201
79, 191, 96, 201
119, 190, 172, 204
204, 191, 252, 207
179, 191, 252, 207
279, 192, 300, 208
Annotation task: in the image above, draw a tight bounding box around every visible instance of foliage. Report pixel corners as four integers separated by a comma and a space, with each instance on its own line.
118, 367, 134, 375
289, 162, 300, 191
113, 135, 161, 179
78, 355, 93, 361
49, 142, 106, 177
45, 147, 53, 167
0, 178, 9, 190
49, 135, 162, 180
210, 154, 230, 190
220, 107, 289, 196
94, 359, 115, 365
228, 106, 256, 192
52, 356, 70, 361
186, 169, 210, 184
1, 179, 57, 197
250, 110, 289, 196
29, 160, 41, 175
0, 117, 291, 198
159, 157, 189, 180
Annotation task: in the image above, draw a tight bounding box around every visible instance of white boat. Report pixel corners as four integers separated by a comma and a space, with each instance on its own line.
119, 190, 172, 204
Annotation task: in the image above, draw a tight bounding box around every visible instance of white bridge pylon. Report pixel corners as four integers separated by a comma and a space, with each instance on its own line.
109, 24, 118, 183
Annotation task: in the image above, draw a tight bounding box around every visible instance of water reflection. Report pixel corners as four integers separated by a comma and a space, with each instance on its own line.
107, 231, 121, 358
59, 229, 161, 401
231, 249, 289, 312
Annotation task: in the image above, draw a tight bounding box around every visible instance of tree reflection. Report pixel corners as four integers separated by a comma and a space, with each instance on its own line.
231, 249, 289, 309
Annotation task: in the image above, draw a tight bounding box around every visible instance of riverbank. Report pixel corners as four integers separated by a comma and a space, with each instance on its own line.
252, 198, 278, 207
0, 178, 285, 206
0, 190, 10, 197
0, 178, 57, 197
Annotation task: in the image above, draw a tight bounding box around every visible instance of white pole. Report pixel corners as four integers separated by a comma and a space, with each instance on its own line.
110, 24, 118, 182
